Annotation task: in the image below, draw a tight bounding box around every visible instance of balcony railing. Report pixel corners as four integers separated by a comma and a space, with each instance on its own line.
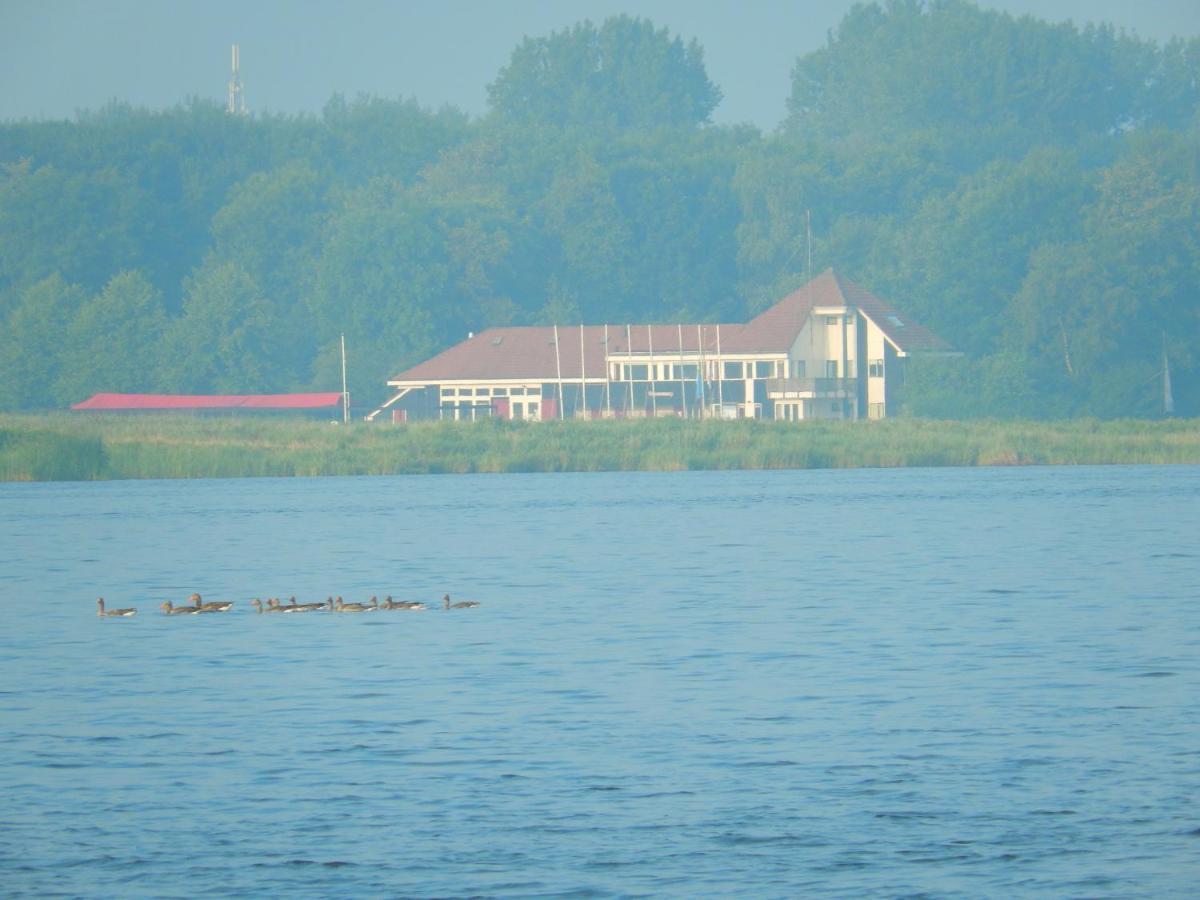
766, 377, 857, 397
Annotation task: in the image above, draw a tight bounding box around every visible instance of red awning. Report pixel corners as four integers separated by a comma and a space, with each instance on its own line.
71, 392, 344, 410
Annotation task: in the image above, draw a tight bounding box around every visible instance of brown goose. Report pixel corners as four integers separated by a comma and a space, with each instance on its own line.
251, 598, 285, 614
285, 596, 328, 613
383, 595, 426, 611
161, 600, 200, 615
96, 597, 136, 617
334, 596, 375, 613
443, 593, 480, 609
190, 593, 234, 613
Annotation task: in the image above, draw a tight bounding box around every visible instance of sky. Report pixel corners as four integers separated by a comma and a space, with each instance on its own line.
2, 0, 1198, 131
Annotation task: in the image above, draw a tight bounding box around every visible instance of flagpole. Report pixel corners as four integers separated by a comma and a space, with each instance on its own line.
579, 323, 587, 418
553, 324, 564, 420
340, 333, 349, 424
604, 324, 612, 416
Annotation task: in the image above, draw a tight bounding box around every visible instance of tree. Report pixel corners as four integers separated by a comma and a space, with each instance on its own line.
487, 16, 721, 129
309, 181, 452, 403
54, 271, 170, 405
785, 0, 1155, 156
166, 262, 278, 393
0, 275, 87, 410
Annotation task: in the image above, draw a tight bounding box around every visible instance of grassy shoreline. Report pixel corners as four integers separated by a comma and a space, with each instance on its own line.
2, 413, 1198, 482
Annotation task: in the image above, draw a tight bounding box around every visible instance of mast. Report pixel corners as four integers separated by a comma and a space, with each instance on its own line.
604, 324, 612, 416
579, 323, 587, 418
696, 325, 706, 419
553, 324, 564, 420
648, 325, 657, 418
678, 323, 687, 418
1163, 333, 1175, 416
716, 323, 723, 411
340, 333, 349, 424
626, 324, 634, 415
227, 44, 246, 116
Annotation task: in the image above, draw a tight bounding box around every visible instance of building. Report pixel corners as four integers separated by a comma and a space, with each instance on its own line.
374, 270, 955, 422
72, 392, 346, 416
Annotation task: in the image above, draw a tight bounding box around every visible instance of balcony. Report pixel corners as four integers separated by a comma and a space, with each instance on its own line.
766, 377, 857, 399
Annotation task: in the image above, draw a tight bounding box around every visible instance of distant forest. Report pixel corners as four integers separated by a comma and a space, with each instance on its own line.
2, 1, 1198, 417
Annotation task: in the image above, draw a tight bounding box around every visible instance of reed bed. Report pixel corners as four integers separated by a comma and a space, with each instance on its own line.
1, 414, 1198, 482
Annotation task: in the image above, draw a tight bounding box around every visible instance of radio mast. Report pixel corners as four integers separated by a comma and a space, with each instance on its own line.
227, 44, 246, 115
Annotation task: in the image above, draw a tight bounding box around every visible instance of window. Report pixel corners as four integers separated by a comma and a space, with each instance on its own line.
868, 402, 885, 419
512, 402, 524, 419
511, 387, 525, 396
825, 316, 840, 327
825, 360, 839, 378
476, 388, 490, 396
724, 361, 743, 380
630, 364, 648, 381
528, 402, 539, 419
493, 388, 507, 396
678, 364, 697, 380
868, 359, 885, 378
793, 360, 806, 379
441, 387, 455, 397
755, 361, 773, 378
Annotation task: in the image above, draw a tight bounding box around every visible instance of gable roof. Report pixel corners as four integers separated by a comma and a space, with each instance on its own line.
727, 269, 952, 355
388, 270, 951, 384
390, 323, 733, 384
71, 392, 344, 410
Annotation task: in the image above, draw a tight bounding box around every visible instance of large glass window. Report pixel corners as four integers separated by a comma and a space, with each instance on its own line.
755, 361, 773, 378
724, 361, 743, 380
630, 364, 649, 381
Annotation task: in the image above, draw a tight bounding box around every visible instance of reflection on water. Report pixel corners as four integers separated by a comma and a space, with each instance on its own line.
1, 466, 1198, 896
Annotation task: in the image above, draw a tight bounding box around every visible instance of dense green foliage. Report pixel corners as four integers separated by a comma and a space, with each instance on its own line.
3, 414, 1198, 481
1, 4, 1197, 417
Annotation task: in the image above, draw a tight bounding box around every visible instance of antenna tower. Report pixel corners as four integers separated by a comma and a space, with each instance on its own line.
227, 44, 247, 115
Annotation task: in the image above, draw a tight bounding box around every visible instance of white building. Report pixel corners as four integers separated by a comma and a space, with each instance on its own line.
374, 270, 956, 422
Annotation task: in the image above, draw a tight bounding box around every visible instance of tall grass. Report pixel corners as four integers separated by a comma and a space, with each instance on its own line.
1, 413, 1197, 482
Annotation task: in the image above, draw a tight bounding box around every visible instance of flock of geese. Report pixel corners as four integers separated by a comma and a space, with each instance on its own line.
95, 593, 480, 618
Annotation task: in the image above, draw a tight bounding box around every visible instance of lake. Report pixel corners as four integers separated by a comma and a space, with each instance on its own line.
1, 466, 1198, 897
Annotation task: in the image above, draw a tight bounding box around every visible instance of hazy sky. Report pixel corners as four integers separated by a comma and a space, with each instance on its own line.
2, 0, 1198, 130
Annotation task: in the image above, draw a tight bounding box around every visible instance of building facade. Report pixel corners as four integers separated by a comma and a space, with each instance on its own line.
373, 270, 956, 423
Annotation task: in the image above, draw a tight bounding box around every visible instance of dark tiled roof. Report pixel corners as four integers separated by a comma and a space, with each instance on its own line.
835, 272, 952, 353
389, 271, 950, 383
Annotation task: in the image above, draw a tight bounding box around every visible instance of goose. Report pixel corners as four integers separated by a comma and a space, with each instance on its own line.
161, 600, 200, 615
288, 597, 328, 612
251, 598, 285, 614
190, 593, 234, 613
96, 597, 136, 617
334, 596, 375, 613
443, 593, 480, 609
383, 595, 426, 611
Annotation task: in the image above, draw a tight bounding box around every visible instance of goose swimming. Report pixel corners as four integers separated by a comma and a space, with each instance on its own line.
383, 595, 426, 610
161, 600, 200, 615
96, 597, 136, 617
190, 593, 234, 613
251, 598, 278, 614
287, 597, 328, 612
334, 596, 375, 613
443, 593, 480, 609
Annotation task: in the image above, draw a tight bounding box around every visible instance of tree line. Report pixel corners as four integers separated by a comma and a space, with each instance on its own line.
1, 2, 1197, 417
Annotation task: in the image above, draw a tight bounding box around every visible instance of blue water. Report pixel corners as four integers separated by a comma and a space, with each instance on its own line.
1, 466, 1198, 897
